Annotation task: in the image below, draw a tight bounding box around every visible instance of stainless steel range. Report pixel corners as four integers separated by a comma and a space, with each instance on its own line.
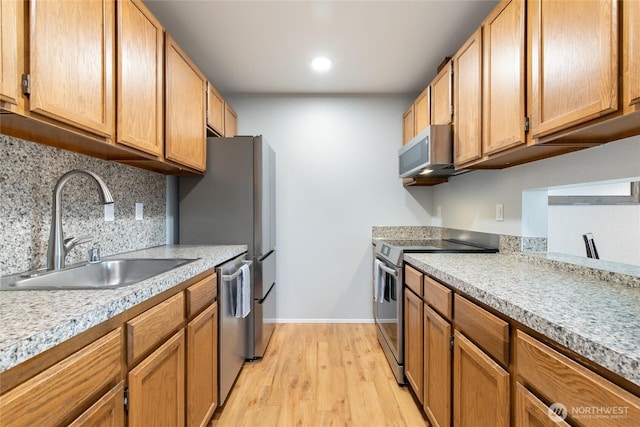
373, 229, 499, 384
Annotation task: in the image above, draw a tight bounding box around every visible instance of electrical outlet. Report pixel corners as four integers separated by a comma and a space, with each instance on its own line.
495, 203, 504, 221
104, 204, 114, 222
135, 203, 143, 220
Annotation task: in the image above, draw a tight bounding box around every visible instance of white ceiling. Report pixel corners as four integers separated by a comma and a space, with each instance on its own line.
143, 0, 498, 95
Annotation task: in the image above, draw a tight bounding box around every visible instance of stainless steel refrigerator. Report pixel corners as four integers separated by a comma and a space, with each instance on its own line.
178, 136, 277, 395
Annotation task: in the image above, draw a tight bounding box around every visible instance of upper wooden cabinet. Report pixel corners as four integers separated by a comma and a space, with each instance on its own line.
117, 0, 164, 157
402, 103, 415, 145
482, 0, 526, 156
453, 28, 483, 167
0, 0, 22, 112
529, 0, 618, 139
165, 33, 207, 172
624, 0, 640, 111
224, 102, 238, 137
29, 0, 116, 139
207, 82, 225, 136
430, 62, 453, 125
414, 86, 431, 135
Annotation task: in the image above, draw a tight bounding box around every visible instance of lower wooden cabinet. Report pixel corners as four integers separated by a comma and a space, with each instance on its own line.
187, 302, 219, 427
423, 304, 451, 427
69, 381, 126, 427
404, 287, 423, 402
453, 330, 509, 427
515, 382, 570, 427
516, 331, 640, 427
128, 329, 186, 427
0, 329, 122, 426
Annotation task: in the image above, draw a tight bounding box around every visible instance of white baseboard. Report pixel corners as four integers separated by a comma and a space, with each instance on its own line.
270, 318, 375, 324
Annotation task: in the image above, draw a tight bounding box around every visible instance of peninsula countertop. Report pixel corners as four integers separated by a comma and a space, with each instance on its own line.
404, 252, 640, 387
0, 244, 247, 373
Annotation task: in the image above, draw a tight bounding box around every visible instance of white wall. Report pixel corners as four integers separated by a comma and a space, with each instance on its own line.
431, 135, 640, 236
547, 204, 640, 265
227, 94, 432, 321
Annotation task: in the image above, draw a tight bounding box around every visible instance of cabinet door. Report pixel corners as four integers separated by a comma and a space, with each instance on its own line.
129, 330, 185, 427
423, 305, 451, 427
483, 0, 525, 155
404, 288, 423, 402
224, 102, 237, 137
187, 303, 218, 427
68, 382, 125, 427
0, 0, 20, 108
30, 0, 115, 138
515, 383, 570, 427
529, 0, 618, 138
165, 33, 206, 171
402, 103, 415, 144
117, 0, 163, 156
0, 329, 121, 426
453, 330, 509, 427
453, 28, 482, 167
431, 62, 453, 125
414, 87, 431, 135
625, 0, 640, 108
207, 83, 225, 136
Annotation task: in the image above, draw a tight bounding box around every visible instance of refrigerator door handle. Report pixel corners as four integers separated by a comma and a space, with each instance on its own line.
221, 260, 253, 281
257, 282, 276, 304
256, 250, 274, 263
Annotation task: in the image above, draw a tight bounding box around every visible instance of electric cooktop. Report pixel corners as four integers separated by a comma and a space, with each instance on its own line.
375, 237, 499, 267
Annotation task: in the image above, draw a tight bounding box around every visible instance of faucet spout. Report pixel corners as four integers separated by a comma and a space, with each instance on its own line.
46, 170, 114, 270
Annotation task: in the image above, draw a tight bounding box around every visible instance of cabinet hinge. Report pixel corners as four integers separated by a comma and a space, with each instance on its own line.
124, 386, 129, 414
450, 105, 454, 116
21, 74, 31, 96
524, 116, 530, 133
450, 334, 454, 350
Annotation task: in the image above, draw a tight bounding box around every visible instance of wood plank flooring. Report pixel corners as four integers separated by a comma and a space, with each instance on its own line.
209, 323, 428, 426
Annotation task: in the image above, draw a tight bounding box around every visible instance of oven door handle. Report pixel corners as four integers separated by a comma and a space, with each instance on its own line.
377, 262, 398, 277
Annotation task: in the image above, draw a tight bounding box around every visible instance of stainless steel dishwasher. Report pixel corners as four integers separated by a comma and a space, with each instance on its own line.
217, 253, 252, 404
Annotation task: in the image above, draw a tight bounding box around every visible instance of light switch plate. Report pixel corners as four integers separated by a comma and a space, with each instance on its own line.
135, 203, 143, 220
436, 205, 442, 217
104, 204, 115, 222
495, 203, 504, 221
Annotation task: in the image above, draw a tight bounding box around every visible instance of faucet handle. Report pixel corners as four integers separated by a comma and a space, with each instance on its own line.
88, 245, 101, 263
63, 234, 94, 253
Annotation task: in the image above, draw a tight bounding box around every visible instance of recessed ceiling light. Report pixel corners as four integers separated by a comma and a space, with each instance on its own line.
311, 56, 332, 72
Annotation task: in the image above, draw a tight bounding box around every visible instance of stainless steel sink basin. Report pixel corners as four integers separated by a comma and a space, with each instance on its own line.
0, 258, 198, 291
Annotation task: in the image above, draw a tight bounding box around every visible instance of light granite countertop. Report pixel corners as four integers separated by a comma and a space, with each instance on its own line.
0, 244, 247, 373
404, 252, 640, 387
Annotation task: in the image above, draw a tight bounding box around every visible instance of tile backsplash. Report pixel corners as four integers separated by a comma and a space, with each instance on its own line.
0, 134, 166, 276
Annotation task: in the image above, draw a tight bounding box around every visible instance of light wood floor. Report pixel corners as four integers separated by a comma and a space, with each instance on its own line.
209, 323, 427, 426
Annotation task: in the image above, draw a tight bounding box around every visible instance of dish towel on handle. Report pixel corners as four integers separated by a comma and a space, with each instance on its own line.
235, 264, 251, 318
374, 259, 385, 303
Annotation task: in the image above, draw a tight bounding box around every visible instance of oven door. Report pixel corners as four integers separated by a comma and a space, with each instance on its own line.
373, 256, 404, 383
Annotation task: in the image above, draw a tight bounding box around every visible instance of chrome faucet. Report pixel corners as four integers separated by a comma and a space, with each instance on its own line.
47, 170, 114, 270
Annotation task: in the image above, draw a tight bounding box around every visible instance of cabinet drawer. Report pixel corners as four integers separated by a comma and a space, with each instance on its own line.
405, 264, 423, 296
186, 273, 217, 318
454, 294, 509, 366
127, 292, 184, 365
516, 331, 640, 427
0, 329, 121, 426
423, 275, 452, 320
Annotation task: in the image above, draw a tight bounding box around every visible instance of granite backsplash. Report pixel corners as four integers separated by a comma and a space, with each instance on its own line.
0, 134, 166, 276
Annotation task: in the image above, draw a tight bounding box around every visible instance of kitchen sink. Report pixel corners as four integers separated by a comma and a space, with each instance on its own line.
0, 258, 198, 291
